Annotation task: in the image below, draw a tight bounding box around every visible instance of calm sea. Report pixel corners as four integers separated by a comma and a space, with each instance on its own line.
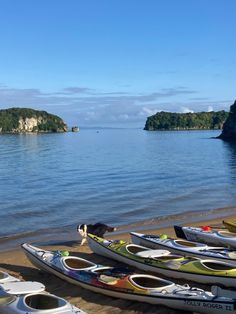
1, 129, 236, 249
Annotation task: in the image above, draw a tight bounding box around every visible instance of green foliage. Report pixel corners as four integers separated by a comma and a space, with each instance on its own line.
218, 100, 236, 140
0, 107, 67, 133
144, 110, 229, 131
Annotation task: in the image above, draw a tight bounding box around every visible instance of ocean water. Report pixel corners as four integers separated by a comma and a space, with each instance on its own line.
1, 129, 236, 248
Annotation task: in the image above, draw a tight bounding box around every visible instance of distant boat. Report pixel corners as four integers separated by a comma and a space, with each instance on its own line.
71, 126, 79, 132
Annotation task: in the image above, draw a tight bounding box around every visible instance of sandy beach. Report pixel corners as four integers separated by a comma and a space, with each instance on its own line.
1, 211, 236, 314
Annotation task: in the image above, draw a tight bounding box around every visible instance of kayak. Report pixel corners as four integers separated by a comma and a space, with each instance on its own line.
223, 220, 236, 233
174, 225, 236, 248
21, 243, 236, 314
130, 232, 236, 265
0, 271, 85, 314
87, 233, 236, 287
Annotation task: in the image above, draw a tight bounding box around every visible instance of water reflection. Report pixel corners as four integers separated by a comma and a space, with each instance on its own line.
1, 130, 236, 239
222, 140, 236, 181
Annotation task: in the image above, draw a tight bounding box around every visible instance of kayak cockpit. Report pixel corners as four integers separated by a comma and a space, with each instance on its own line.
63, 257, 96, 270
126, 244, 149, 254
24, 294, 66, 310
174, 240, 205, 248
129, 275, 174, 290
218, 231, 236, 238
201, 261, 235, 271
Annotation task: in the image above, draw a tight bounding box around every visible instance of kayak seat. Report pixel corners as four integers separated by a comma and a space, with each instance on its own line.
25, 294, 65, 310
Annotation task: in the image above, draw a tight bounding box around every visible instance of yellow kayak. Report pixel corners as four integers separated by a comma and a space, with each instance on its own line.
88, 233, 236, 287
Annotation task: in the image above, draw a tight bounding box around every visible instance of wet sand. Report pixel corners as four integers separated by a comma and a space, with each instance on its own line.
1, 212, 236, 314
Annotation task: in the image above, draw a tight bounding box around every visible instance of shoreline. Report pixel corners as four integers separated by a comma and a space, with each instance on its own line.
1, 209, 236, 313
1, 205, 236, 253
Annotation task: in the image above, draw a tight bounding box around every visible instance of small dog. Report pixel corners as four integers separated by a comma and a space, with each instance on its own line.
77, 222, 116, 245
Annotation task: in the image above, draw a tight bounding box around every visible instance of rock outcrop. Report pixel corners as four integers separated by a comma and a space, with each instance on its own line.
0, 108, 68, 133
18, 117, 42, 132
71, 126, 79, 132
218, 101, 236, 140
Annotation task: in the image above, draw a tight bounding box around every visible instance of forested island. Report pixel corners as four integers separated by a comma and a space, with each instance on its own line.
0, 108, 67, 133
218, 101, 236, 140
144, 110, 229, 131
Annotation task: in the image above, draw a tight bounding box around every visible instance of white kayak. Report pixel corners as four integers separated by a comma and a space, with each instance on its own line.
0, 271, 85, 314
130, 232, 236, 265
174, 225, 236, 248
21, 242, 236, 314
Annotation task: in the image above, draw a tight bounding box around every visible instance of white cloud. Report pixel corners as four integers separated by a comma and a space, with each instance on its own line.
0, 84, 231, 127
180, 107, 194, 113
139, 107, 158, 116
207, 105, 214, 112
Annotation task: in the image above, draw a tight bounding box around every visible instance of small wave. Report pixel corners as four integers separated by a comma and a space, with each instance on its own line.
1, 205, 236, 252
4, 208, 52, 219
0, 223, 76, 252
117, 205, 236, 232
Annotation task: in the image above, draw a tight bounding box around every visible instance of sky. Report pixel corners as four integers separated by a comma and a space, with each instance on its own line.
0, 0, 235, 128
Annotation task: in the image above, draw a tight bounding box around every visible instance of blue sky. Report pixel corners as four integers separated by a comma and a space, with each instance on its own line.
0, 0, 235, 127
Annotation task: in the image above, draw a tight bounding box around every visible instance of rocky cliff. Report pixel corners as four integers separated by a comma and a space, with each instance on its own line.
218, 101, 236, 140
0, 108, 67, 133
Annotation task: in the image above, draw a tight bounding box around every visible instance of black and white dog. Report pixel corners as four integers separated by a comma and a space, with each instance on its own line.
77, 223, 116, 245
